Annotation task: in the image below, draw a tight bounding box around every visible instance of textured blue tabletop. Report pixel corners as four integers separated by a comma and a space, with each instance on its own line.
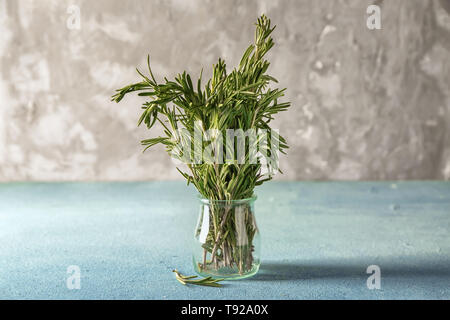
0, 181, 449, 300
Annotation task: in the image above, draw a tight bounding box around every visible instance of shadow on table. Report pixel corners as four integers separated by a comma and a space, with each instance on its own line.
251, 258, 450, 281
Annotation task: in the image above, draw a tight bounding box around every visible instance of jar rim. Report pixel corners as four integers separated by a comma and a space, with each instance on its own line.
197, 194, 257, 204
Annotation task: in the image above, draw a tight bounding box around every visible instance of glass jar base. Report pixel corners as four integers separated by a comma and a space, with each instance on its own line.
193, 260, 260, 280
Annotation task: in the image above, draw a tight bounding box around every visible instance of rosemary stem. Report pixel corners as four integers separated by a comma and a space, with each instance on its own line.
202, 248, 207, 269
210, 205, 231, 266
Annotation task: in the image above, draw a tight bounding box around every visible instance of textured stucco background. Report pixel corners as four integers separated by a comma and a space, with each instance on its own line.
0, 0, 450, 182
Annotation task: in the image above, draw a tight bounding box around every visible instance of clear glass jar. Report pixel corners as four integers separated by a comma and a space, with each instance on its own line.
193, 196, 260, 280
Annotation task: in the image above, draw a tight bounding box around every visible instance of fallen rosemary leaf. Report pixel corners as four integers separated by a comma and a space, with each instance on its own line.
173, 270, 225, 287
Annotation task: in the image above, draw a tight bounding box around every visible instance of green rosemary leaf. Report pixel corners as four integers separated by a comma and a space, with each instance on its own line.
172, 270, 225, 287
138, 92, 157, 97
175, 277, 187, 285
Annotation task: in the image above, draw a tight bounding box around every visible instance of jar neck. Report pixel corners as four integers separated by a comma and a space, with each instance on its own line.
197, 195, 257, 206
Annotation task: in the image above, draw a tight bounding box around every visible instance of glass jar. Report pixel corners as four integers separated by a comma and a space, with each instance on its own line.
193, 196, 260, 280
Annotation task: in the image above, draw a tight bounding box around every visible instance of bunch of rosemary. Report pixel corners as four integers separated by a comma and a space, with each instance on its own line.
112, 15, 290, 275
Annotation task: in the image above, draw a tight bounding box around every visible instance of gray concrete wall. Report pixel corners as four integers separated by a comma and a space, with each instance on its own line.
1, 0, 450, 181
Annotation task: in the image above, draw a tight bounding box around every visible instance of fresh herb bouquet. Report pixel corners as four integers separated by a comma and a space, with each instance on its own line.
112, 15, 290, 279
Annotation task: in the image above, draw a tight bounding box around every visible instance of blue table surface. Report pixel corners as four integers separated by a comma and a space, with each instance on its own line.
0, 181, 449, 300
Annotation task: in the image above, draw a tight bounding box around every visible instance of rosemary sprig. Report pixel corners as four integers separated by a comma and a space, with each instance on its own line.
173, 270, 225, 287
